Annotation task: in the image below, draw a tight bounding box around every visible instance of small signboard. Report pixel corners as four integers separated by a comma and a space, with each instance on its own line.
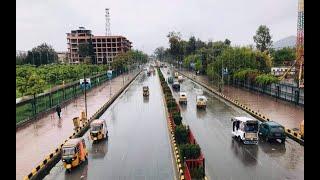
80, 78, 91, 89
107, 70, 113, 79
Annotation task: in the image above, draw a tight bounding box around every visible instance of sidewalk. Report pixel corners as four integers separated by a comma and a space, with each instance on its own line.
16, 70, 139, 180
179, 70, 304, 129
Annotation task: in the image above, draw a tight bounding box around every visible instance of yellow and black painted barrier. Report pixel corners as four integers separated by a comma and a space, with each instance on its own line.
23, 70, 142, 180
179, 71, 304, 146
160, 69, 207, 180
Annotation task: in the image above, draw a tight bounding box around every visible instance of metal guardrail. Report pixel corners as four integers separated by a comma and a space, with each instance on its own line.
16, 70, 132, 126
179, 71, 304, 146
23, 69, 142, 180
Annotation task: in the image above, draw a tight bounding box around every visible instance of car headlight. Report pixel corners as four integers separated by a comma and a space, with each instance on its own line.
62, 159, 65, 162
72, 158, 75, 161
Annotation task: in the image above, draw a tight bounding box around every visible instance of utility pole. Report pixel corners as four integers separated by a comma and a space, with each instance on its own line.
84, 73, 88, 119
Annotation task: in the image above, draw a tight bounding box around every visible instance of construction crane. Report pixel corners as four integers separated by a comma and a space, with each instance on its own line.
278, 0, 304, 88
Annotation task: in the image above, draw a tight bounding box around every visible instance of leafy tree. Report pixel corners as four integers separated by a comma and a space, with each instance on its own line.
194, 58, 202, 71
271, 47, 296, 66
255, 74, 279, 85
253, 25, 273, 52
25, 74, 46, 96
224, 39, 231, 46
25, 43, 58, 66
154, 47, 166, 61
167, 31, 184, 63
186, 36, 196, 55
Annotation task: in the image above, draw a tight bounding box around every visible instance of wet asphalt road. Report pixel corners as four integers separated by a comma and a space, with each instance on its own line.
44, 71, 175, 180
162, 67, 304, 180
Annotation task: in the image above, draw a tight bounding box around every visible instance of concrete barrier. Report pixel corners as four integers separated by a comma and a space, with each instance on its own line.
178, 71, 304, 146
24, 70, 142, 180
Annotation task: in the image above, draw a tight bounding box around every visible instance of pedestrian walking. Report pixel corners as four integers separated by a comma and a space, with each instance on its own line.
56, 105, 62, 119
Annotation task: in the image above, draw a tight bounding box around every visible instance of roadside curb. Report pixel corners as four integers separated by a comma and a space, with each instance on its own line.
23, 70, 142, 180
179, 71, 304, 146
161, 76, 185, 180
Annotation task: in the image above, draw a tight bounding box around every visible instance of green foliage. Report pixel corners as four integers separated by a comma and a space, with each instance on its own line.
173, 112, 182, 125
154, 47, 166, 61
255, 74, 279, 85
16, 64, 107, 98
180, 143, 201, 159
233, 68, 260, 81
207, 47, 272, 81
190, 166, 205, 179
112, 50, 148, 73
25, 74, 46, 96
175, 125, 188, 144
271, 47, 296, 66
253, 25, 273, 52
25, 43, 58, 66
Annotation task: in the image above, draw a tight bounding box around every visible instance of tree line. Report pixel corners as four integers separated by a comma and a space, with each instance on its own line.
154, 25, 296, 86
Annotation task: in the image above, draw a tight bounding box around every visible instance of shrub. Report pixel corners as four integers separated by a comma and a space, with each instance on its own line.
190, 166, 205, 179
255, 74, 279, 86
180, 143, 201, 159
175, 125, 188, 144
173, 112, 182, 125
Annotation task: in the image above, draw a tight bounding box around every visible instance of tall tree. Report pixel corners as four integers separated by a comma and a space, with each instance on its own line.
271, 47, 296, 66
186, 36, 196, 55
224, 39, 231, 46
253, 25, 273, 52
25, 43, 58, 66
154, 47, 165, 61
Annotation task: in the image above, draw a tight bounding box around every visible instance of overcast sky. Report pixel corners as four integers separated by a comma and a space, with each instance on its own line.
16, 0, 298, 54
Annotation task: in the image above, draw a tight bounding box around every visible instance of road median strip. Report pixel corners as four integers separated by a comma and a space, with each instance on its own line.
158, 68, 206, 180
23, 70, 142, 180
179, 70, 304, 146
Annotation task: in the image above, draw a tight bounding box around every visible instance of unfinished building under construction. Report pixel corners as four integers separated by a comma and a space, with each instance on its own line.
66, 9, 132, 64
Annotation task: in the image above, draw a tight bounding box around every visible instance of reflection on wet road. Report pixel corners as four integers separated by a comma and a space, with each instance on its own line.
44, 71, 175, 180
162, 68, 304, 180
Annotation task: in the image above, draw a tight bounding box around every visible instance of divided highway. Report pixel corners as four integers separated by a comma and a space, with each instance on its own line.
44, 71, 175, 180
162, 67, 304, 180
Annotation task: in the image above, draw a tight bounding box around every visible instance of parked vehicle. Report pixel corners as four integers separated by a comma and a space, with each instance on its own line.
259, 121, 286, 143
196, 95, 207, 109
90, 119, 108, 142
231, 117, 259, 145
168, 77, 174, 84
167, 70, 170, 75
179, 92, 187, 104
62, 137, 88, 172
143, 86, 149, 97
172, 81, 180, 91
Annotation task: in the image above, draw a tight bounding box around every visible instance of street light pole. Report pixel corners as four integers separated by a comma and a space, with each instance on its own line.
84, 73, 88, 119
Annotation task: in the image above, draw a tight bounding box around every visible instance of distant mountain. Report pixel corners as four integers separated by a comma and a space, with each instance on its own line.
272, 36, 296, 49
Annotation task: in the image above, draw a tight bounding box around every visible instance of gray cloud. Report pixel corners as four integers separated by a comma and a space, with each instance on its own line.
17, 0, 298, 54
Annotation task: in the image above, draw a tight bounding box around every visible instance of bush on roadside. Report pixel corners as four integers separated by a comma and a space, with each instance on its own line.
180, 143, 201, 159
173, 112, 182, 125
190, 166, 205, 179
175, 125, 188, 144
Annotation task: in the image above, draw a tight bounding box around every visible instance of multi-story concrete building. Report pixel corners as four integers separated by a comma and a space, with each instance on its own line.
67, 27, 132, 64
